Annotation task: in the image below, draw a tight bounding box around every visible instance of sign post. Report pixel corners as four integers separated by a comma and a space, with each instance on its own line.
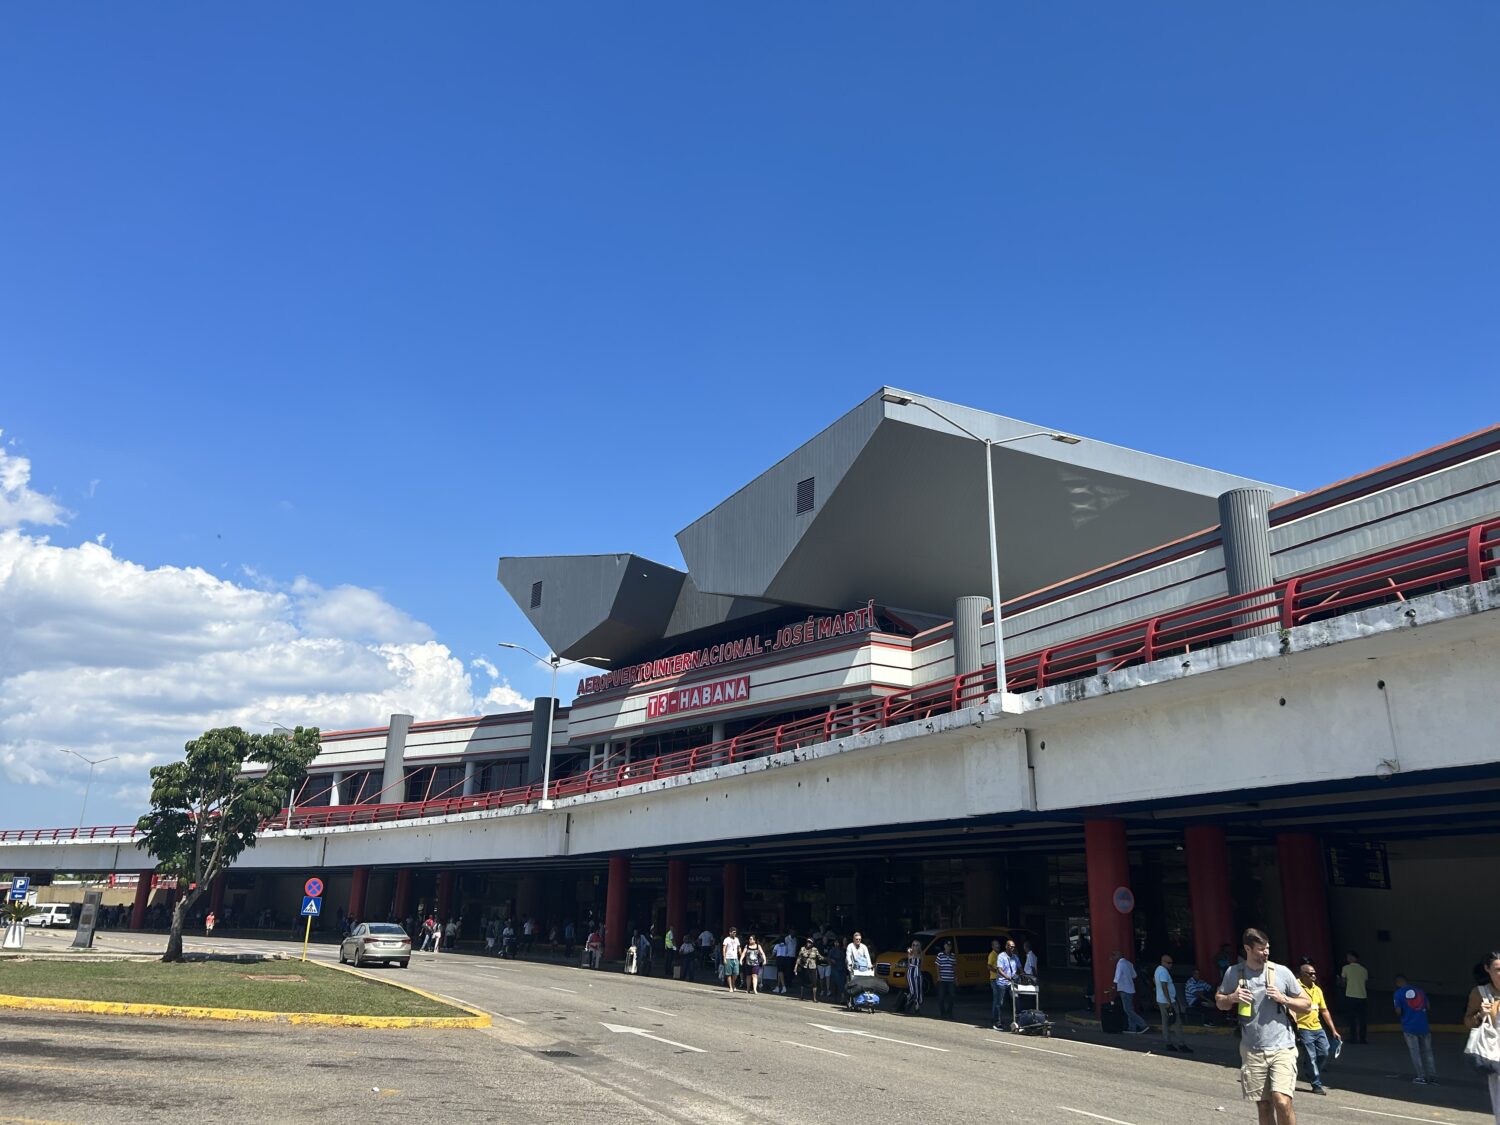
300, 878, 323, 962
71, 889, 103, 950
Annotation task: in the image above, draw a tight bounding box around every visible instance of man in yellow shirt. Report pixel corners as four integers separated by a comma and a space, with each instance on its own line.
1339, 950, 1370, 1044
1296, 961, 1343, 1095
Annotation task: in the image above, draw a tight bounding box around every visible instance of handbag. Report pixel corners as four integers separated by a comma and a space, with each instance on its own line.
1465, 986, 1500, 1073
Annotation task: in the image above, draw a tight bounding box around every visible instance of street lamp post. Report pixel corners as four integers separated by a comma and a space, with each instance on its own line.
880, 392, 1080, 694
53, 748, 119, 829
496, 644, 610, 809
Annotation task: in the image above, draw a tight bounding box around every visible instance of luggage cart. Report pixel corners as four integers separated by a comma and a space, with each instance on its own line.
1008, 974, 1052, 1036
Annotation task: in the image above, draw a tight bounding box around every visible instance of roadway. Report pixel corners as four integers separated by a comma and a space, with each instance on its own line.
2, 930, 1494, 1125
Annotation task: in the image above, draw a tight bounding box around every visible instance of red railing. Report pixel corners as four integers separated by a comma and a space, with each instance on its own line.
6, 517, 1496, 843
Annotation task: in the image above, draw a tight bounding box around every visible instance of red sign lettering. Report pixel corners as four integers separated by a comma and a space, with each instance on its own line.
646, 675, 751, 719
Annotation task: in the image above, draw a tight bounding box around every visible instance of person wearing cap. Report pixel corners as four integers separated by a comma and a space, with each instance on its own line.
794, 935, 824, 1001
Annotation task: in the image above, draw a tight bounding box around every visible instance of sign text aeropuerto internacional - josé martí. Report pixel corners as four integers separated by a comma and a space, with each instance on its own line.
577, 600, 878, 696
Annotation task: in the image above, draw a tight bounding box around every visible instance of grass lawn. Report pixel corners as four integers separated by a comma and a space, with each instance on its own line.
0, 958, 463, 1017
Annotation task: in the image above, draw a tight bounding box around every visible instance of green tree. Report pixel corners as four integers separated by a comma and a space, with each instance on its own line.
136, 725, 320, 962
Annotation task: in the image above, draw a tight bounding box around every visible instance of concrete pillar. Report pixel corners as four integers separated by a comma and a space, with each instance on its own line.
382, 714, 413, 804
666, 859, 688, 940
130, 871, 153, 929
604, 857, 630, 962
1218, 488, 1276, 637
436, 870, 455, 920
1277, 832, 1333, 976
329, 770, 344, 806
528, 699, 556, 785
392, 868, 413, 921
1185, 825, 1236, 983
1084, 819, 1135, 1015
348, 865, 371, 923
208, 872, 227, 916
722, 861, 744, 936
462, 759, 477, 797
953, 595, 988, 678
517, 875, 539, 920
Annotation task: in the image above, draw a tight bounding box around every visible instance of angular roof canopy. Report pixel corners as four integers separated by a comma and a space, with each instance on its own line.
500, 388, 1296, 664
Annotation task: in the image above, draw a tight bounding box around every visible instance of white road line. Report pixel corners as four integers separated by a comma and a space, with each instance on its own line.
549, 986, 579, 994
600, 1022, 706, 1053
993, 1036, 1076, 1058
1057, 1109, 1138, 1125
1340, 1109, 1461, 1123
501, 1015, 527, 1025
637, 1006, 675, 1018
779, 1040, 850, 1058
807, 1022, 948, 1052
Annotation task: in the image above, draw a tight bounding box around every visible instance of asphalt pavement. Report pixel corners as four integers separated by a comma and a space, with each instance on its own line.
3, 929, 1495, 1125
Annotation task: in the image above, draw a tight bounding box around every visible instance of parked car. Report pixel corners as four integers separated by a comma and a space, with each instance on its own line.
25, 904, 74, 927
338, 922, 411, 968
873, 927, 1034, 992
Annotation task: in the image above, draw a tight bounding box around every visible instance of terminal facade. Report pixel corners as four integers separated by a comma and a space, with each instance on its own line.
5, 389, 1498, 1006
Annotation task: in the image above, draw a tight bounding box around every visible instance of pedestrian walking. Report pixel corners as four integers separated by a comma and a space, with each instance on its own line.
721, 928, 742, 992
774, 936, 795, 995
1111, 951, 1149, 1034
1154, 954, 1191, 1053
679, 932, 696, 981
1339, 950, 1370, 1044
795, 935, 823, 1001
1393, 974, 1438, 1085
1294, 961, 1340, 1094
987, 939, 1004, 1026
1216, 928, 1312, 1125
1022, 940, 1038, 979
1463, 951, 1500, 1123
936, 940, 958, 1018
743, 935, 766, 995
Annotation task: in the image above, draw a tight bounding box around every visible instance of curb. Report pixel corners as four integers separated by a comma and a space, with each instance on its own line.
0, 963, 491, 1030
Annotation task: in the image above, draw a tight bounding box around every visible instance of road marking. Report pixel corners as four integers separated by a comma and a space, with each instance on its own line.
779, 1040, 850, 1058
1340, 1110, 1459, 1123
636, 1006, 675, 1018
993, 1036, 1076, 1058
549, 986, 579, 994
600, 1021, 706, 1053
501, 1015, 528, 1025
1056, 1109, 1137, 1125
807, 1022, 948, 1052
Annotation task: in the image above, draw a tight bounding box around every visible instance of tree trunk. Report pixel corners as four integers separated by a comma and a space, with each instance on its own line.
161, 887, 203, 963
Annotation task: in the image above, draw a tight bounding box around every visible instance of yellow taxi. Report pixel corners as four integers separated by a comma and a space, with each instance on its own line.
873, 927, 1034, 991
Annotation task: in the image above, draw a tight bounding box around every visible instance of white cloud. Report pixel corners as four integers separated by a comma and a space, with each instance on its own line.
0, 432, 70, 529
471, 657, 499, 679
0, 441, 532, 825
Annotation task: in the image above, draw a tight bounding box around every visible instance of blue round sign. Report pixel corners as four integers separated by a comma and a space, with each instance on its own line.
304, 877, 324, 898
1112, 886, 1135, 914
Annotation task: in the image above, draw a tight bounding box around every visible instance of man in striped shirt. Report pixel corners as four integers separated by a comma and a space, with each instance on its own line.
936, 939, 958, 1018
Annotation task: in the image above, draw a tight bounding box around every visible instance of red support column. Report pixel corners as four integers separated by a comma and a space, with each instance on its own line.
208, 872, 227, 915
436, 870, 455, 920
130, 870, 153, 930
1084, 819, 1135, 1015
1277, 832, 1332, 975
722, 861, 744, 936
1185, 824, 1236, 983
392, 868, 413, 921
666, 859, 688, 940
604, 856, 630, 962
348, 865, 371, 924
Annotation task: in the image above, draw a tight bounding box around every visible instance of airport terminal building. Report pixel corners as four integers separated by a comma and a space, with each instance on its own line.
6, 389, 1498, 1005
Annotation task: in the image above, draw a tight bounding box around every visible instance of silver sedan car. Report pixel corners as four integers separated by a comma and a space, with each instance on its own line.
338, 922, 412, 968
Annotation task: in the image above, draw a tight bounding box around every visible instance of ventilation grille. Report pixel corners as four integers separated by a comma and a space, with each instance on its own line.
530, 580, 543, 609
795, 476, 815, 515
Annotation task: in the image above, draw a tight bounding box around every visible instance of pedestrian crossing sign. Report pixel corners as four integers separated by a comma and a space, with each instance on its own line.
301, 896, 321, 916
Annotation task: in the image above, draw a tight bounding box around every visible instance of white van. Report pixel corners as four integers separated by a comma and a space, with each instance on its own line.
26, 904, 74, 927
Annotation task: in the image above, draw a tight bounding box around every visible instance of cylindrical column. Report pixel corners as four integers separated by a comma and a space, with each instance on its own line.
436, 870, 455, 920
1084, 819, 1135, 1014
329, 770, 344, 806
392, 868, 413, 921
130, 870, 153, 929
722, 861, 744, 936
208, 872, 227, 915
1218, 488, 1275, 637
1184, 825, 1235, 983
953, 595, 989, 678
666, 859, 688, 939
462, 759, 477, 797
1277, 832, 1332, 976
348, 865, 371, 923
604, 857, 630, 962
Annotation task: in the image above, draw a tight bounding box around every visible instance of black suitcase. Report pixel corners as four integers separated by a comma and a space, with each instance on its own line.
1100, 997, 1126, 1034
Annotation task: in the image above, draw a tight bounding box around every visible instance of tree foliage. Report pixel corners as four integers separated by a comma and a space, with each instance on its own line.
136, 725, 320, 961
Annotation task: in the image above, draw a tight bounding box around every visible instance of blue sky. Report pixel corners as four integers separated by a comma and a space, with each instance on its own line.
1, 2, 1495, 830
